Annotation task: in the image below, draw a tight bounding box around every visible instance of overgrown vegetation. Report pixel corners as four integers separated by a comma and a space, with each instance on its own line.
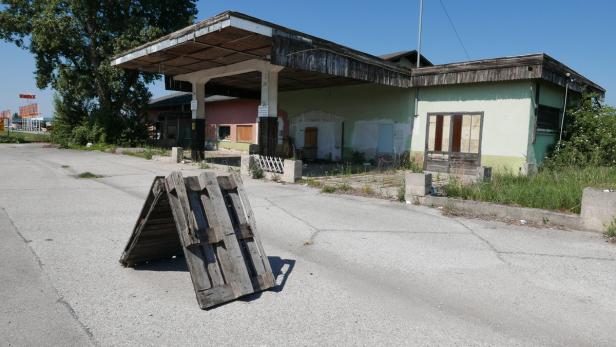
397, 185, 406, 202
0, 1, 197, 147
443, 94, 616, 214
605, 218, 616, 239
546, 94, 616, 167
122, 147, 168, 160
250, 163, 264, 179
321, 185, 337, 193
0, 131, 50, 143
443, 166, 616, 213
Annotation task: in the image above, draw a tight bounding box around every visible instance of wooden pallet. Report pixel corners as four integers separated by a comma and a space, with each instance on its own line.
120, 171, 275, 309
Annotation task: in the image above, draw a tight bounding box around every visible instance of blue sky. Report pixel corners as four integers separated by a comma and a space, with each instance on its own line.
1, 0, 615, 117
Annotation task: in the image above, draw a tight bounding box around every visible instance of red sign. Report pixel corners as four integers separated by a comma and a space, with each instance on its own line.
19, 104, 39, 118
0, 110, 11, 119
19, 94, 36, 99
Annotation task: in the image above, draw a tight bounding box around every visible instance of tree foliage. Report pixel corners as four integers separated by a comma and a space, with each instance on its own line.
0, 0, 197, 145
547, 94, 616, 167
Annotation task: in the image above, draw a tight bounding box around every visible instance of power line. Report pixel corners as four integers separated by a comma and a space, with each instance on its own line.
438, 0, 471, 60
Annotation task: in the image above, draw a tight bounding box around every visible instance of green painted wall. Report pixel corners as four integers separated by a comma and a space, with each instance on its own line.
527, 82, 565, 167
279, 84, 413, 159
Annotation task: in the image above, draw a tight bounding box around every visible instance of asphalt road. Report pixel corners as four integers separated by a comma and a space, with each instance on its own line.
1, 143, 615, 346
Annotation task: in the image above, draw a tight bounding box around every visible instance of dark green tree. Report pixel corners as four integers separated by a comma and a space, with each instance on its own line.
0, 1, 197, 145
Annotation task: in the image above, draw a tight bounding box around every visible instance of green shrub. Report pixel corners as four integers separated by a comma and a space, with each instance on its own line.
250, 163, 264, 179
547, 94, 616, 167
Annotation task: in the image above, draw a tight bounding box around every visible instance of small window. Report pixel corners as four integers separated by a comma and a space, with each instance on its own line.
537, 105, 561, 131
236, 125, 253, 143
218, 125, 231, 141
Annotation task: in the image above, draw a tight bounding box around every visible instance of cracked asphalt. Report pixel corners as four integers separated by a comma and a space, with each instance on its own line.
1, 143, 616, 346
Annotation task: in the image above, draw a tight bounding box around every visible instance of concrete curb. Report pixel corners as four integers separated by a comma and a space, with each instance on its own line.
416, 195, 584, 231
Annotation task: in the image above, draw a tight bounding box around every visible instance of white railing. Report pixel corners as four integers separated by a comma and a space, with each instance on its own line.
253, 155, 284, 174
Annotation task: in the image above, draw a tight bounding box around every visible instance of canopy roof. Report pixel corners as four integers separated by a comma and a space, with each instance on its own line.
113, 11, 604, 97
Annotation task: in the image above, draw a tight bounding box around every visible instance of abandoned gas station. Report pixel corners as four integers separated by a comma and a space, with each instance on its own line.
112, 11, 604, 174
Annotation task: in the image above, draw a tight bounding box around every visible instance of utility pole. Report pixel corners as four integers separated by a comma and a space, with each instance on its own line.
416, 0, 424, 68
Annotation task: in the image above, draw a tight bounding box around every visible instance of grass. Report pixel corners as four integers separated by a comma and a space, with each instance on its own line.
397, 185, 406, 202
67, 143, 117, 153
336, 182, 353, 192
605, 218, 616, 239
121, 147, 168, 160
321, 185, 337, 193
0, 130, 50, 143
442, 166, 616, 214
77, 171, 102, 179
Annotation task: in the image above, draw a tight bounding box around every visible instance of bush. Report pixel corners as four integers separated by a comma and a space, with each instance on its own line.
250, 163, 264, 179
546, 94, 616, 167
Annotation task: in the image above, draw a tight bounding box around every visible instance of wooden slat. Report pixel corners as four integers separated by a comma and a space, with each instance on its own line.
165, 173, 214, 293
198, 172, 254, 297
225, 174, 275, 290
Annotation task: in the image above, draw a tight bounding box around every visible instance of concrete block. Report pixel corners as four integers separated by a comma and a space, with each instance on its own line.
581, 188, 616, 232
476, 166, 492, 182
240, 155, 252, 176
282, 159, 302, 183
171, 147, 183, 163
405, 172, 432, 199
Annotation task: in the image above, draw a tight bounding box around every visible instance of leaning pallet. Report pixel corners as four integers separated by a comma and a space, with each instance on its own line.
120, 171, 275, 309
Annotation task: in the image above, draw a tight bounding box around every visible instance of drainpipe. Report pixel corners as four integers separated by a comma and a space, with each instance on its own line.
558, 72, 571, 148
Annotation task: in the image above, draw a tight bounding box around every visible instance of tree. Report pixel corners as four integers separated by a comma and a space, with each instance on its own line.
0, 1, 197, 144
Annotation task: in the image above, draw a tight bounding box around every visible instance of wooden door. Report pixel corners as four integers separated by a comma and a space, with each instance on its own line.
304, 127, 318, 161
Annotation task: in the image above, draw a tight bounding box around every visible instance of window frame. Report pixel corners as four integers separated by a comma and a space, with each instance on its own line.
424, 111, 484, 167
217, 125, 232, 142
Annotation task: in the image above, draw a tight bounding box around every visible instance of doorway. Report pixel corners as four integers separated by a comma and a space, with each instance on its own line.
303, 127, 318, 161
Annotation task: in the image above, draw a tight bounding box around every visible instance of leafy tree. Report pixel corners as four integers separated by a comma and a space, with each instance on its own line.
0, 1, 197, 144
547, 94, 616, 167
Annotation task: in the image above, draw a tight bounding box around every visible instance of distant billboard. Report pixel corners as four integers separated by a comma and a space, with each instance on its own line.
19, 94, 36, 99
19, 103, 39, 118
0, 109, 11, 119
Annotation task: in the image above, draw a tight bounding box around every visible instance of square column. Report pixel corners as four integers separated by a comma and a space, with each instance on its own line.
258, 68, 281, 156
191, 81, 206, 161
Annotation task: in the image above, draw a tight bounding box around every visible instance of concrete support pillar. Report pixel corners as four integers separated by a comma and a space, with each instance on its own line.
258, 68, 282, 156
191, 81, 206, 161
171, 147, 183, 163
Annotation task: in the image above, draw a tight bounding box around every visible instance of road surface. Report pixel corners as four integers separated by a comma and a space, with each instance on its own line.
1, 143, 615, 346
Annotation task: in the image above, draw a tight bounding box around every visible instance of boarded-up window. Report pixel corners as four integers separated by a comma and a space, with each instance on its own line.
428, 115, 450, 152
427, 114, 481, 154
236, 125, 253, 143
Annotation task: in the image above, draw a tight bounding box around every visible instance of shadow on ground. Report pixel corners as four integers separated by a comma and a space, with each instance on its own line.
133, 255, 295, 296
